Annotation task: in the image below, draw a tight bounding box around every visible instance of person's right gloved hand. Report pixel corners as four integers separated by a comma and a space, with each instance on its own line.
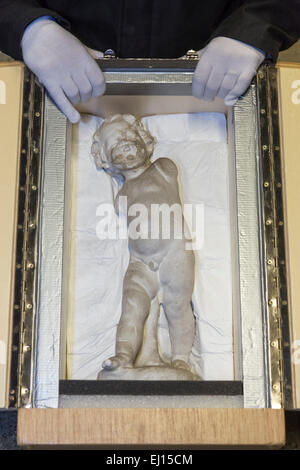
21, 18, 106, 123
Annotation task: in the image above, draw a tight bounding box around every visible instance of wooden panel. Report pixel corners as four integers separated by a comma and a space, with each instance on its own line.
0, 62, 24, 408
277, 62, 300, 409
18, 408, 285, 447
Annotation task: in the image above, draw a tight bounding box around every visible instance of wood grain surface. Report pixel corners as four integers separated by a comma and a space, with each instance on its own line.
277, 61, 300, 408
0, 62, 24, 408
18, 408, 285, 447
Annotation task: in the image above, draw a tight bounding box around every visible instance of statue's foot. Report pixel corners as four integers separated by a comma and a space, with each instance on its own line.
171, 359, 191, 372
102, 355, 133, 371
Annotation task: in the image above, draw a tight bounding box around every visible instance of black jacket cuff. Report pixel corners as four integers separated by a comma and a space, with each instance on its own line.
207, 2, 300, 63
1, 7, 70, 60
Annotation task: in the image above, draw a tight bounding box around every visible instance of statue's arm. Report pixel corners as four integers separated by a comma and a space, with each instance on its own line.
154, 158, 178, 181
114, 186, 128, 216
114, 193, 120, 215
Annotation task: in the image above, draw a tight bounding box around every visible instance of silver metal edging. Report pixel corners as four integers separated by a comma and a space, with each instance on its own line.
32, 93, 68, 408
233, 82, 268, 408
102, 71, 195, 95
103, 71, 193, 83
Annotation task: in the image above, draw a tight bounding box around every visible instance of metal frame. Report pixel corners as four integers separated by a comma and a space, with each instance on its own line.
8, 70, 44, 407
256, 64, 293, 409
9, 60, 292, 409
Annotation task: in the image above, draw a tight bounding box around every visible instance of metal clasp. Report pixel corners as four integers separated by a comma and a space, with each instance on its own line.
182, 49, 200, 60
103, 49, 117, 59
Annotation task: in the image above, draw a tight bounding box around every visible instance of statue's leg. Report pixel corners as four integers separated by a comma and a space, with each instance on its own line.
103, 259, 158, 370
159, 246, 195, 369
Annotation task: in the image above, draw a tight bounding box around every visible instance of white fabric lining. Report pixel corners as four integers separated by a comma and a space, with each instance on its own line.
66, 112, 233, 380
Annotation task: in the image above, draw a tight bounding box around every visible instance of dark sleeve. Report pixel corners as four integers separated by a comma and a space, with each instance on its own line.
0, 0, 70, 60
209, 0, 300, 61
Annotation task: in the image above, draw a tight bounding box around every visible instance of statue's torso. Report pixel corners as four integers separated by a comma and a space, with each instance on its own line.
117, 158, 191, 268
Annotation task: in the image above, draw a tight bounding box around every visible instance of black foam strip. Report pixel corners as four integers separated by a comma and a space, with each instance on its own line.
59, 380, 243, 396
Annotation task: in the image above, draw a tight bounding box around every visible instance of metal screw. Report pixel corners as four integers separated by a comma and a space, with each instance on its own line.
264, 181, 269, 187
279, 221, 284, 226
262, 145, 268, 151
21, 387, 29, 395
31, 185, 37, 191
26, 303, 33, 310
275, 145, 280, 151
16, 263, 22, 269
27, 262, 34, 270
266, 218, 272, 225
282, 300, 288, 306
267, 259, 273, 265
104, 48, 116, 58
272, 384, 279, 391
29, 222, 36, 229
33, 148, 39, 154
23, 345, 31, 352
35, 112, 40, 117
258, 72, 264, 79
271, 340, 277, 348
260, 109, 266, 114
269, 298, 277, 307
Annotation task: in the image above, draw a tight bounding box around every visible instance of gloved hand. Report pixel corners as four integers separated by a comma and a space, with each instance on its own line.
193, 36, 265, 106
21, 19, 106, 123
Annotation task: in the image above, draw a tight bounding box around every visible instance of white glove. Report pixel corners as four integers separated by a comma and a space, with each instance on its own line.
193, 36, 265, 106
21, 19, 106, 123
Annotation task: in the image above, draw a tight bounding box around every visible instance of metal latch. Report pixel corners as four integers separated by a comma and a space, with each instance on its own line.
182, 49, 200, 60
103, 49, 117, 59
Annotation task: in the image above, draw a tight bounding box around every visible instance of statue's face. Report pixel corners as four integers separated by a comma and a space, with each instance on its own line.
101, 121, 149, 171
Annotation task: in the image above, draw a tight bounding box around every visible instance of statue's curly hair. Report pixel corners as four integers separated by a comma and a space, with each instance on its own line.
91, 114, 155, 175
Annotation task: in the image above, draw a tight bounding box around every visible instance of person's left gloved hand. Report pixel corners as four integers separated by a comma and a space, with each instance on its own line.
192, 36, 265, 106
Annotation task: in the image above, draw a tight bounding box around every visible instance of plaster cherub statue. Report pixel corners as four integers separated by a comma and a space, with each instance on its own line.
91, 114, 199, 380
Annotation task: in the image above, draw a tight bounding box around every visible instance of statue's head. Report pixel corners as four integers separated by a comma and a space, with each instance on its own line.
91, 114, 155, 176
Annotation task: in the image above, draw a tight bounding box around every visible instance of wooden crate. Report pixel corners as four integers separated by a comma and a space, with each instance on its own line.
17, 408, 285, 448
